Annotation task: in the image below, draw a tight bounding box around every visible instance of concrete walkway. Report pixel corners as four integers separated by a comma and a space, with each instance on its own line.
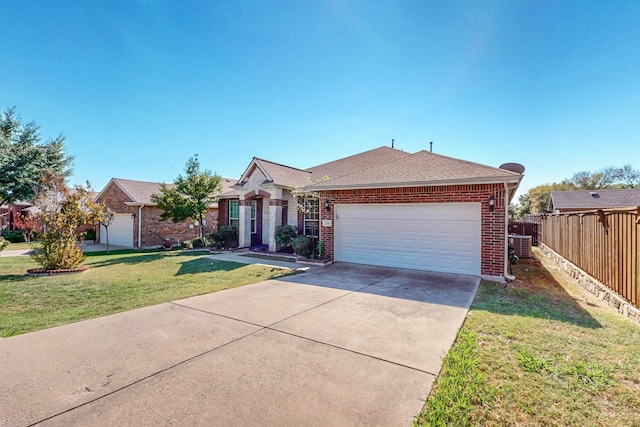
0, 242, 131, 257
0, 261, 480, 427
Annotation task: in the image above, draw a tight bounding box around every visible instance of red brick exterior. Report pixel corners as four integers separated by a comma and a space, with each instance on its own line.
98, 184, 219, 247
0, 203, 30, 231
318, 183, 508, 276
218, 199, 230, 227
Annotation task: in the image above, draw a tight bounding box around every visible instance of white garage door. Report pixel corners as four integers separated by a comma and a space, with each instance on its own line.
335, 203, 481, 275
100, 213, 134, 247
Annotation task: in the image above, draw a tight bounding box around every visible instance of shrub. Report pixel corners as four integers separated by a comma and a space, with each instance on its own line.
292, 235, 314, 258
31, 172, 103, 270
275, 225, 298, 252
192, 236, 211, 249
85, 228, 96, 241
0, 237, 8, 252
182, 240, 194, 250
1, 230, 25, 243
211, 225, 238, 249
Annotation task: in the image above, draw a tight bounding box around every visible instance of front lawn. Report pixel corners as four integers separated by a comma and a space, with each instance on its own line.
0, 251, 292, 337
3, 241, 36, 250
416, 247, 640, 426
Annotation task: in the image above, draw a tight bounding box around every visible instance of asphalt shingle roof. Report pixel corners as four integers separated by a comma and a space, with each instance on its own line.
104, 177, 237, 204
253, 159, 312, 188
309, 150, 520, 189
307, 146, 410, 181
232, 146, 523, 191
550, 189, 640, 210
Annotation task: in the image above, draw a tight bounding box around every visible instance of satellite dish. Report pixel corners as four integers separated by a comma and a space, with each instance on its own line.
499, 163, 525, 174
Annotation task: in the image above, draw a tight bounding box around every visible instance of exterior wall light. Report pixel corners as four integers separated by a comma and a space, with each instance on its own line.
489, 195, 495, 212
324, 199, 331, 211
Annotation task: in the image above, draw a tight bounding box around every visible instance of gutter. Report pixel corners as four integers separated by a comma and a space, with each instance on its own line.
138, 205, 144, 248
504, 182, 512, 280
308, 176, 522, 191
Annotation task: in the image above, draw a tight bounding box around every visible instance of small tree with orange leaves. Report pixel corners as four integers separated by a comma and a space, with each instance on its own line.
14, 214, 42, 242
31, 171, 104, 270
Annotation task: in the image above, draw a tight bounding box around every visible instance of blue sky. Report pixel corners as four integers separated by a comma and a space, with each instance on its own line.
3, 1, 639, 202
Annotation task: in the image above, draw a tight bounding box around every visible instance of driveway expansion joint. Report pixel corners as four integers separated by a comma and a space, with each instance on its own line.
266, 325, 438, 377
26, 326, 266, 427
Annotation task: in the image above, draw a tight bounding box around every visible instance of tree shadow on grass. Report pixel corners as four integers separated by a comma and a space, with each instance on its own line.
473, 262, 602, 329
175, 259, 246, 276
84, 251, 247, 275
0, 274, 29, 283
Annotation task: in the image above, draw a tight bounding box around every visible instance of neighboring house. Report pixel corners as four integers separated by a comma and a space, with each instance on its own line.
549, 189, 640, 213
0, 201, 32, 231
218, 146, 524, 279
95, 177, 236, 248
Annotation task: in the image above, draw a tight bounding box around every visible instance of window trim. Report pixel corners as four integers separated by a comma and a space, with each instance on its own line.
303, 198, 319, 237
229, 200, 239, 228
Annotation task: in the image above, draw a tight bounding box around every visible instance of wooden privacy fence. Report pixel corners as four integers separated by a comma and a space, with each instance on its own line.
508, 221, 539, 246
540, 207, 640, 308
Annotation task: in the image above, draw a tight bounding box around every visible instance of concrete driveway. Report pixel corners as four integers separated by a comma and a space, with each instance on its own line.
0, 260, 479, 427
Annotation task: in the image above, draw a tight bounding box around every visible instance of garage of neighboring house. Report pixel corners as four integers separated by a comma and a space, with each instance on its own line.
100, 213, 134, 247
334, 203, 481, 275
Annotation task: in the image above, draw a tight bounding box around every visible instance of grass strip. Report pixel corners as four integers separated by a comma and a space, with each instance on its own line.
415, 248, 640, 426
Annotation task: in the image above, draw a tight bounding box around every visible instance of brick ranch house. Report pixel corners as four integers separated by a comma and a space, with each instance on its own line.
0, 201, 32, 231
218, 146, 524, 280
95, 177, 236, 248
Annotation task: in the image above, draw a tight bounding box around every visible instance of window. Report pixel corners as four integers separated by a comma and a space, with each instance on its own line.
250, 200, 257, 234
303, 198, 319, 237
229, 200, 239, 228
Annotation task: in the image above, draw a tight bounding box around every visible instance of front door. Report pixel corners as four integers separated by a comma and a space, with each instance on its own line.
250, 199, 263, 246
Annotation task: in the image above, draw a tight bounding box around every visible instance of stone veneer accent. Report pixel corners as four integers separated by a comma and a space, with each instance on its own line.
539, 243, 640, 323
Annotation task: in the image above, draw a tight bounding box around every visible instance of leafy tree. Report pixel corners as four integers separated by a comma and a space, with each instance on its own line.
517, 182, 576, 217
151, 155, 222, 239
13, 214, 42, 242
0, 107, 72, 206
566, 166, 623, 190
618, 164, 640, 188
31, 171, 104, 270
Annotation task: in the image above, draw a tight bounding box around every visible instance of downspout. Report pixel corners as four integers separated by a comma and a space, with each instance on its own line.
138, 205, 144, 248
504, 182, 511, 279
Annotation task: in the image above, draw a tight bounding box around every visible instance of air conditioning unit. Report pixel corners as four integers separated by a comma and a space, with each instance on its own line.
509, 235, 532, 259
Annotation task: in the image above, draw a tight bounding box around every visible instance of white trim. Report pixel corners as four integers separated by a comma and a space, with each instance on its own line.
309, 177, 522, 191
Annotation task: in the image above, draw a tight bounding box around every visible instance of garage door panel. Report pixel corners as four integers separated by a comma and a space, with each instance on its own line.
100, 214, 134, 247
335, 203, 481, 275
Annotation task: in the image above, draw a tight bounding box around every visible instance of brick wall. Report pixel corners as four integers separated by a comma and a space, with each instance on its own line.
319, 183, 507, 276
218, 199, 230, 227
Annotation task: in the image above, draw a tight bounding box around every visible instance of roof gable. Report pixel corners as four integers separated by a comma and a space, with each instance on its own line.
236, 157, 311, 188
96, 177, 236, 205
96, 178, 164, 204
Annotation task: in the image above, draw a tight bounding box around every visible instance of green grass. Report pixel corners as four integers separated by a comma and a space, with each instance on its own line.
0, 251, 292, 337
415, 248, 640, 426
3, 241, 37, 250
